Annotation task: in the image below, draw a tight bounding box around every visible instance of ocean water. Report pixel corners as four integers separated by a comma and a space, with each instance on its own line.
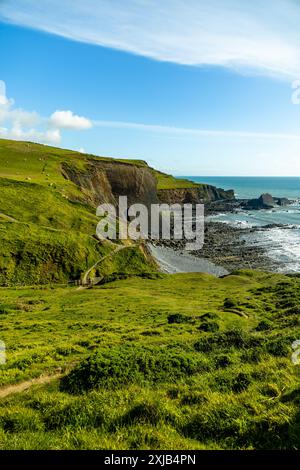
183, 176, 300, 273
183, 176, 300, 200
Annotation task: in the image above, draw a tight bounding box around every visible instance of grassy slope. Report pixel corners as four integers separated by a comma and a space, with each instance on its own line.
0, 271, 300, 449
151, 169, 200, 190
1, 139, 299, 450
0, 138, 197, 284
0, 138, 197, 192
0, 139, 157, 285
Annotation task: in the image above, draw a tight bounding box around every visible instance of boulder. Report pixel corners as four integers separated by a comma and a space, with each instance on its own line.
244, 193, 275, 210
275, 197, 290, 206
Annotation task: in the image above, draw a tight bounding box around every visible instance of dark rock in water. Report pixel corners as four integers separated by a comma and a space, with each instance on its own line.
205, 199, 242, 215
276, 197, 290, 206
244, 193, 275, 210
242, 193, 291, 210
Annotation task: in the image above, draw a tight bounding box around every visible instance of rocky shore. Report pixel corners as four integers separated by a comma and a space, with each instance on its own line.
149, 192, 297, 273
150, 221, 280, 273
204, 192, 292, 215
148, 191, 300, 274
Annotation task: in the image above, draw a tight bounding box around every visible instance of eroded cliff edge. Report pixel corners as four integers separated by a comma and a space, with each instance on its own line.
61, 159, 234, 207
157, 186, 235, 204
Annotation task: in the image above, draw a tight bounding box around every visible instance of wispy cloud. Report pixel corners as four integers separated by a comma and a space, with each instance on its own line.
0, 80, 92, 144
0, 80, 60, 144
1, 0, 300, 79
1, 78, 300, 146
93, 119, 300, 142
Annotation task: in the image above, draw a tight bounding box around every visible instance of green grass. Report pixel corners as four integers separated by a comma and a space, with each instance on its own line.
0, 138, 299, 450
0, 139, 159, 285
0, 139, 201, 284
0, 270, 300, 449
151, 169, 200, 190
0, 138, 196, 192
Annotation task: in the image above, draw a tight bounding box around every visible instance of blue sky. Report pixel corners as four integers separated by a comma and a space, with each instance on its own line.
1, 0, 300, 175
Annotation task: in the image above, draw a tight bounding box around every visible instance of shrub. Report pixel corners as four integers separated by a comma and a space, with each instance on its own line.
199, 321, 219, 333
167, 313, 190, 324
43, 396, 105, 430
255, 320, 272, 332
223, 298, 238, 309
180, 392, 207, 406
200, 313, 219, 321
283, 306, 300, 316
261, 383, 280, 398
182, 401, 248, 442
194, 328, 262, 353
0, 407, 43, 433
215, 354, 232, 368
194, 336, 214, 353
231, 372, 252, 393
120, 400, 174, 426
61, 345, 205, 393
241, 348, 263, 364
266, 338, 290, 357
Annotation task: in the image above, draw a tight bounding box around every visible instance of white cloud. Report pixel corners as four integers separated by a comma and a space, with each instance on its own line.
2, 0, 300, 79
0, 124, 61, 144
0, 80, 91, 145
93, 119, 300, 142
50, 110, 92, 130
0, 81, 11, 106
0, 107, 40, 127
2, 77, 300, 147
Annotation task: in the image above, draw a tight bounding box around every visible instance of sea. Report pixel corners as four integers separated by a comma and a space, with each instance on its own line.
183, 177, 300, 273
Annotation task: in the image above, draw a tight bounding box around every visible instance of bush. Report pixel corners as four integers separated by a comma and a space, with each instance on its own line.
223, 298, 238, 309
43, 396, 105, 430
194, 328, 262, 353
200, 313, 219, 321
120, 400, 174, 426
241, 348, 263, 364
255, 320, 272, 332
231, 372, 252, 393
0, 407, 43, 433
266, 338, 290, 357
167, 313, 190, 324
261, 383, 280, 398
215, 354, 232, 368
180, 392, 207, 406
182, 401, 248, 441
199, 321, 219, 333
194, 336, 214, 353
61, 345, 205, 393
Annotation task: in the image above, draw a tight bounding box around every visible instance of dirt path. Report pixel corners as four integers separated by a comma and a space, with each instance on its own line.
80, 244, 128, 287
0, 372, 62, 399
0, 212, 17, 222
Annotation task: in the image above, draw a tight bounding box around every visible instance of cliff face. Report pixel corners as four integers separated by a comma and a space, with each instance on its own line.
61, 160, 159, 208
157, 186, 234, 205
61, 160, 234, 208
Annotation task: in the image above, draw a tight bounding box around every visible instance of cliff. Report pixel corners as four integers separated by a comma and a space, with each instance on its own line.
157, 186, 235, 205
61, 159, 234, 208
61, 159, 159, 209
0, 138, 234, 285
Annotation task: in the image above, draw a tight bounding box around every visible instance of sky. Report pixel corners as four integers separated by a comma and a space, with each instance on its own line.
1, 0, 300, 175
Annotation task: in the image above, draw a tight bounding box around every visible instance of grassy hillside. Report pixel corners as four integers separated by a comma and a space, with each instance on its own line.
0, 138, 197, 194
0, 138, 198, 285
0, 270, 300, 449
1, 138, 299, 450
151, 169, 200, 190
0, 139, 159, 285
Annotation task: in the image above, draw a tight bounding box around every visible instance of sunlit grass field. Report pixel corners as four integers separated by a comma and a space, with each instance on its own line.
1, 271, 300, 449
